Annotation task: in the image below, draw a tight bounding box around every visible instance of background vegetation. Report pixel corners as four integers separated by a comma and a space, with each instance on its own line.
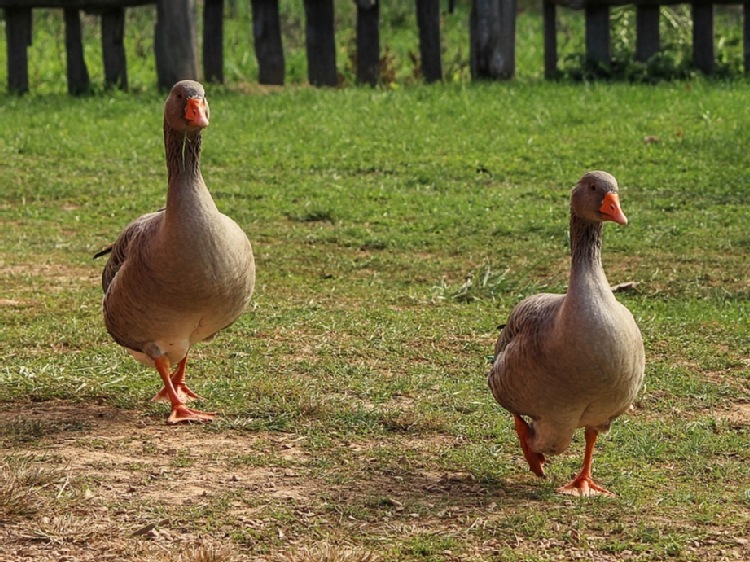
1, 2, 749, 561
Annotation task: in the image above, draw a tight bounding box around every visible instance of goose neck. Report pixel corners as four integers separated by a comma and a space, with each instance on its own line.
568, 214, 610, 293
164, 120, 202, 182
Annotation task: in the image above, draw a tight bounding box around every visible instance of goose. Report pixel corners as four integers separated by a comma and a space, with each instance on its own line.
488, 171, 645, 496
97, 80, 256, 424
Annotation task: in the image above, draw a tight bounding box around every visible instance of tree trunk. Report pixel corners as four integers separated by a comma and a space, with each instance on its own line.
251, 0, 285, 85
155, 0, 199, 90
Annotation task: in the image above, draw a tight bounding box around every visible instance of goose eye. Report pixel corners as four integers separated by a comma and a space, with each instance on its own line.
589, 184, 596, 191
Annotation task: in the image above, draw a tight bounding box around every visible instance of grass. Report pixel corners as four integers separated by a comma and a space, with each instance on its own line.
1, 5, 750, 562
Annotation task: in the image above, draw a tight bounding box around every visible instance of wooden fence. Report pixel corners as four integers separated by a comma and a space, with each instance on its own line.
544, 0, 750, 77
2, 0, 749, 94
1, 0, 516, 94
1, 0, 202, 93
215, 0, 517, 85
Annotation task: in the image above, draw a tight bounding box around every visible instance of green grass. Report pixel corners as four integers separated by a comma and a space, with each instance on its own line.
1, 9, 750, 561
2, 79, 748, 561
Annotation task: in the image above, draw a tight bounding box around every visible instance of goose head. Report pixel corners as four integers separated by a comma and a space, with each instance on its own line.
571, 171, 628, 225
164, 80, 210, 135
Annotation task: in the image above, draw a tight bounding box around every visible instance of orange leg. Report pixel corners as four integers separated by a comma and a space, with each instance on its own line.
151, 356, 205, 403
153, 357, 215, 425
513, 414, 546, 478
557, 427, 613, 497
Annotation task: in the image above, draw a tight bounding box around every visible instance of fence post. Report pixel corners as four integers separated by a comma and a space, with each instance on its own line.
635, 5, 659, 62
64, 8, 90, 95
470, 0, 516, 80
102, 7, 128, 90
5, 6, 32, 94
303, 0, 338, 86
692, 3, 714, 74
543, 0, 557, 78
204, 0, 224, 83
251, 0, 285, 85
356, 0, 380, 86
155, 0, 199, 90
416, 0, 442, 82
585, 5, 610, 68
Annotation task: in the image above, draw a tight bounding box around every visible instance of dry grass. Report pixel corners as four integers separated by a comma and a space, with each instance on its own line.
0, 454, 64, 518
277, 544, 379, 562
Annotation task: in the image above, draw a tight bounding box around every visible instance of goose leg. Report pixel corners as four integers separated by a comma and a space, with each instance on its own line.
154, 357, 215, 424
557, 427, 613, 497
513, 414, 546, 477
151, 356, 205, 403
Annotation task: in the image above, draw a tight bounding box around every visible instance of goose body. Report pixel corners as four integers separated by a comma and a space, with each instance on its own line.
488, 171, 645, 495
100, 80, 256, 424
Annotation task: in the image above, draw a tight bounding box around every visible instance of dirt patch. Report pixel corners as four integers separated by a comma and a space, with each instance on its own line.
0, 401, 321, 562
1, 400, 302, 489
722, 402, 750, 428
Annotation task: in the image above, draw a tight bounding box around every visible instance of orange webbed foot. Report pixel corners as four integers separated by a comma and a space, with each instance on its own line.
166, 404, 216, 425
557, 475, 614, 497
153, 357, 215, 424
513, 414, 546, 478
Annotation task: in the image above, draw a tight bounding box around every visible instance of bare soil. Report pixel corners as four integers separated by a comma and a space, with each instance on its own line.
2, 399, 749, 562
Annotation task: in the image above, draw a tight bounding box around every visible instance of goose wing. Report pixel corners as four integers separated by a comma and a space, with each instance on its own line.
97, 209, 165, 294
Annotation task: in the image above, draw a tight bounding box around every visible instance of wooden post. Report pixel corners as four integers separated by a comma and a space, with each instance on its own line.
744, 2, 750, 72
470, 0, 516, 80
204, 0, 224, 83
416, 0, 442, 82
64, 8, 90, 95
585, 5, 610, 68
5, 6, 32, 94
303, 0, 338, 86
155, 0, 199, 90
251, 0, 285, 85
636, 5, 659, 62
543, 0, 557, 79
356, 0, 380, 86
102, 7, 128, 90
692, 3, 714, 74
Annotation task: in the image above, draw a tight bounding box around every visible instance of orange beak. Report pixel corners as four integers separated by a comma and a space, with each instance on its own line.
185, 97, 209, 128
599, 192, 628, 225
